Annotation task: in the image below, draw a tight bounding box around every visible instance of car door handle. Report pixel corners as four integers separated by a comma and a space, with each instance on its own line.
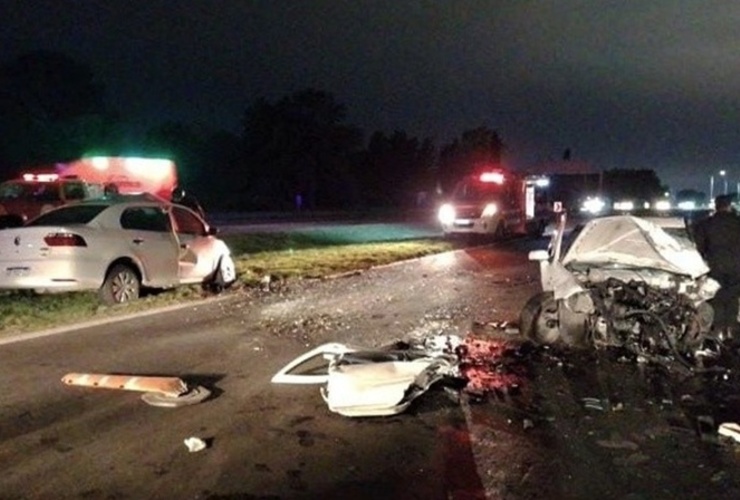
180, 243, 189, 249
133, 238, 144, 244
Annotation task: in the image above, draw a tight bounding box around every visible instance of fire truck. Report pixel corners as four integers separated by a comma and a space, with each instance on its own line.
437, 168, 553, 238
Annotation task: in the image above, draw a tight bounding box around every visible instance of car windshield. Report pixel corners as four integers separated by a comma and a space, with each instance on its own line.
452, 179, 504, 202
662, 227, 694, 247
26, 204, 108, 226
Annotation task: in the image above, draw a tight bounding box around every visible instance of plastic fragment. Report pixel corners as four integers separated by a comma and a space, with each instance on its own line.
718, 422, 740, 443
582, 397, 606, 411
184, 437, 207, 452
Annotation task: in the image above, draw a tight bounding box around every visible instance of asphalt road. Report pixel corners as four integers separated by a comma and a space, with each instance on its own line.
3, 236, 740, 499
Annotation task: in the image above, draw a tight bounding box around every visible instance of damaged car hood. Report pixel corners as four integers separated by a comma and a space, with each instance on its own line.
562, 215, 709, 279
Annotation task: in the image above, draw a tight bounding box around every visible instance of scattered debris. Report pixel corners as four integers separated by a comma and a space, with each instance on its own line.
260, 274, 274, 292
596, 439, 640, 451
718, 422, 740, 443
61, 373, 211, 407
582, 397, 608, 411
455, 336, 526, 396
271, 338, 460, 417
472, 320, 520, 336
696, 415, 717, 442
272, 333, 532, 417
615, 452, 650, 466
141, 386, 212, 408
184, 436, 208, 452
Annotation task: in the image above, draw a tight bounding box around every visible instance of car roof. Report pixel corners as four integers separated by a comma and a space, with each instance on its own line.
589, 210, 689, 229
77, 193, 170, 205
27, 194, 207, 228
69, 194, 206, 220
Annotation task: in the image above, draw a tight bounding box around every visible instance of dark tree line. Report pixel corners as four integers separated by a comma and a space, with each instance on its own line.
0, 50, 506, 211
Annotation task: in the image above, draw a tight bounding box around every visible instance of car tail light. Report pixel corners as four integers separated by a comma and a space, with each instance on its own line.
44, 233, 87, 247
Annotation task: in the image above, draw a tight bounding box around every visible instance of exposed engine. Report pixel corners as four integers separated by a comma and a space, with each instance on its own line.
563, 277, 716, 369
525, 213, 727, 372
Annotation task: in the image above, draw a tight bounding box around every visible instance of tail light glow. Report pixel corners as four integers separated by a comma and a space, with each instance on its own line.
44, 233, 87, 247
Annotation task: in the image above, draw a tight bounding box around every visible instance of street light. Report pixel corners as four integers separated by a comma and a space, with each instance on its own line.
720, 170, 727, 195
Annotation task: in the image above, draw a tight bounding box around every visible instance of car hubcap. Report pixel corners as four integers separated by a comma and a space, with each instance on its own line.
112, 271, 137, 302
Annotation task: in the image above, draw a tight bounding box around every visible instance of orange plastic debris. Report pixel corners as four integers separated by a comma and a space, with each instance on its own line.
61, 373, 188, 398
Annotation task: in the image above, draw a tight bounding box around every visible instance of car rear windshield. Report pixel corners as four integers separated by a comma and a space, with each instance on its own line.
26, 205, 108, 226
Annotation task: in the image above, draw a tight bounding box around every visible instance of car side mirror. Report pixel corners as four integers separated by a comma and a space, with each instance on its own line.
528, 249, 549, 261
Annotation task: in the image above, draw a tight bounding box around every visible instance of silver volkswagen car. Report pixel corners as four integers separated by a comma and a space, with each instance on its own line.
0, 197, 236, 304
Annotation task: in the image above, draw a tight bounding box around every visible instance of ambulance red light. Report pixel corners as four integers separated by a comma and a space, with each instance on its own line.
480, 172, 504, 184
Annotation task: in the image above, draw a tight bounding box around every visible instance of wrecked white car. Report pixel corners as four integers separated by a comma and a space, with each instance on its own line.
521, 214, 720, 367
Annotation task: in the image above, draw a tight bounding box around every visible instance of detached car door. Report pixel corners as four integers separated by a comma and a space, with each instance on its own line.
119, 206, 179, 287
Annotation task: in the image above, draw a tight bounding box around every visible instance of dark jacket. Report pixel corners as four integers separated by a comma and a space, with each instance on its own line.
693, 211, 740, 283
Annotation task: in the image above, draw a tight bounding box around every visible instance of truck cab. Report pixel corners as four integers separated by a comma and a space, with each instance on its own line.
0, 173, 104, 228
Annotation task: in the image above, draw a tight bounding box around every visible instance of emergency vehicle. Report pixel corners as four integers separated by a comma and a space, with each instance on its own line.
61, 156, 178, 201
0, 156, 179, 229
0, 173, 104, 228
437, 168, 553, 238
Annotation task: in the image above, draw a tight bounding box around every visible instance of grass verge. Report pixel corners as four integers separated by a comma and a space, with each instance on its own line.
0, 233, 459, 337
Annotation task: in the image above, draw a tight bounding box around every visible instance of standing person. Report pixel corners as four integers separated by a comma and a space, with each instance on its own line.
693, 194, 740, 338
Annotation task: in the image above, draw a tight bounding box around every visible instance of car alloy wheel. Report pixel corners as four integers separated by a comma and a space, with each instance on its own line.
100, 264, 140, 304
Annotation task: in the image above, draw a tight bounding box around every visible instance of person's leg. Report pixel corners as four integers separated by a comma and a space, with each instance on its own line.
724, 283, 740, 336
710, 284, 733, 331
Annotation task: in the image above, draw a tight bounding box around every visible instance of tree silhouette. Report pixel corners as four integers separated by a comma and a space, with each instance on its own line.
358, 130, 436, 207
676, 188, 706, 205
603, 169, 666, 202
143, 122, 243, 209
241, 89, 363, 210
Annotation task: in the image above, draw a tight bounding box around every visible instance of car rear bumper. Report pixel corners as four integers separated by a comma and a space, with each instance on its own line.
0, 260, 102, 291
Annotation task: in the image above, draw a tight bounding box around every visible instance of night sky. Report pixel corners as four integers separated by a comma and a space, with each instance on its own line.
3, 1, 740, 194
